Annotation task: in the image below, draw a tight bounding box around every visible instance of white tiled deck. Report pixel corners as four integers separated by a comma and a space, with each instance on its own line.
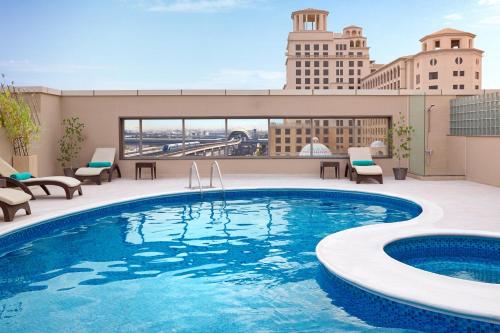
2, 175, 499, 233
1, 175, 500, 323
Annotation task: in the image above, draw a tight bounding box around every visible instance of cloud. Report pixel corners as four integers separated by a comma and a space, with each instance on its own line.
479, 15, 500, 24
444, 13, 463, 20
0, 60, 108, 74
202, 69, 284, 88
146, 0, 255, 13
478, 0, 500, 5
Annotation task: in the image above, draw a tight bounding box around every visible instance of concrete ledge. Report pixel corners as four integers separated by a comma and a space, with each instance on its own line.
225, 90, 270, 96
137, 90, 182, 96
181, 90, 226, 95
61, 90, 95, 96
93, 90, 138, 96
269, 89, 313, 95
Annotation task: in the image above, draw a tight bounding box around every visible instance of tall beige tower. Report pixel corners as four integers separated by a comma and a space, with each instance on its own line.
285, 8, 373, 90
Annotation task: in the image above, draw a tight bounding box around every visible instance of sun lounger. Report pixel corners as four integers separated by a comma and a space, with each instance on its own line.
74, 148, 121, 185
0, 188, 32, 221
0, 158, 82, 200
345, 147, 383, 184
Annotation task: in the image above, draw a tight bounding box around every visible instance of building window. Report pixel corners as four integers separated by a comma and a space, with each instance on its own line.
336, 61, 343, 67
451, 39, 460, 49
314, 69, 320, 76
453, 84, 458, 90
314, 78, 320, 84
285, 137, 290, 144
295, 44, 301, 51
475, 72, 480, 79
349, 69, 354, 75
305, 78, 310, 84
305, 44, 310, 51
296, 78, 301, 84
460, 71, 464, 76
455, 57, 463, 65
296, 61, 301, 67
305, 69, 310, 75
305, 61, 310, 67
429, 72, 438, 80
434, 40, 440, 49
357, 61, 363, 67
416, 74, 420, 84
314, 61, 320, 67
349, 78, 355, 84
453, 71, 458, 77
285, 129, 290, 135
296, 69, 301, 76
296, 137, 302, 144
323, 61, 328, 67
314, 44, 319, 51
323, 69, 329, 75
349, 61, 354, 67
323, 44, 328, 50
323, 78, 329, 84
460, 84, 465, 89
429, 85, 439, 90
430, 58, 437, 66
276, 137, 282, 143
285, 146, 290, 153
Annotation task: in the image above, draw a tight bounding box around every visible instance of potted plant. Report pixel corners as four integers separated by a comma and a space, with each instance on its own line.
388, 112, 414, 180
57, 117, 85, 176
0, 75, 40, 175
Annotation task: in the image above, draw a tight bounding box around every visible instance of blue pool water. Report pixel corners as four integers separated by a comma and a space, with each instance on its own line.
0, 188, 492, 332
385, 236, 500, 284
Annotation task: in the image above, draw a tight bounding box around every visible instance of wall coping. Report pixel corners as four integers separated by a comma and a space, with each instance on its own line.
15, 86, 493, 98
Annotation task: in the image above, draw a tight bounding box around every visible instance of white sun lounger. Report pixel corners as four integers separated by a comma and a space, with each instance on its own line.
74, 148, 121, 185
0, 157, 82, 200
346, 147, 383, 184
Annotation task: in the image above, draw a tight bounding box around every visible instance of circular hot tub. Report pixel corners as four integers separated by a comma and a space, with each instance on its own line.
384, 235, 500, 284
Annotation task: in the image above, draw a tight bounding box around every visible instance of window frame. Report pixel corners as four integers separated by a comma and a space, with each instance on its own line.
119, 116, 392, 160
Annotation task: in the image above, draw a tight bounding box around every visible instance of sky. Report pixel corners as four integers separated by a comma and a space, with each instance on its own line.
1, 0, 500, 90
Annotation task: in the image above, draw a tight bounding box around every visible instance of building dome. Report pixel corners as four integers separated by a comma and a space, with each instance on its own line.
299, 137, 332, 157
370, 140, 385, 148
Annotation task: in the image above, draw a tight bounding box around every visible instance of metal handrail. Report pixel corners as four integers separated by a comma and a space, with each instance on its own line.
209, 161, 224, 191
188, 161, 203, 194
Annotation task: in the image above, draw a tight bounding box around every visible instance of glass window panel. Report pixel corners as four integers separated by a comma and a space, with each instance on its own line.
140, 119, 183, 158
184, 119, 226, 157
354, 118, 389, 157
270, 119, 312, 157
123, 119, 140, 158
226, 119, 268, 157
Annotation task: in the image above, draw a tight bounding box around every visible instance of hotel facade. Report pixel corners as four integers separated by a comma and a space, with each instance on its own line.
285, 8, 483, 93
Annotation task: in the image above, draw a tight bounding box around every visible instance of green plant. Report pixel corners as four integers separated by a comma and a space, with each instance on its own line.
0, 75, 41, 156
57, 117, 85, 169
388, 112, 414, 168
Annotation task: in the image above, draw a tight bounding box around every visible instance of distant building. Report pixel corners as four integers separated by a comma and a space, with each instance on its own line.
284, 8, 373, 90
285, 9, 483, 92
361, 28, 483, 91
268, 118, 388, 157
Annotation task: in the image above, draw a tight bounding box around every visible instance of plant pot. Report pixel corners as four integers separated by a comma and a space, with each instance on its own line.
63, 168, 75, 177
393, 167, 408, 180
13, 155, 38, 177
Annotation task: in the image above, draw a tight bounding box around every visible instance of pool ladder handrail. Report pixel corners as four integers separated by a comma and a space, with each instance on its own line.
188, 161, 203, 194
209, 161, 224, 191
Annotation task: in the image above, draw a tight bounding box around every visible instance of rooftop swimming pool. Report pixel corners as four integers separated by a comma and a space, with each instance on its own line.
385, 235, 500, 284
3, 188, 494, 332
